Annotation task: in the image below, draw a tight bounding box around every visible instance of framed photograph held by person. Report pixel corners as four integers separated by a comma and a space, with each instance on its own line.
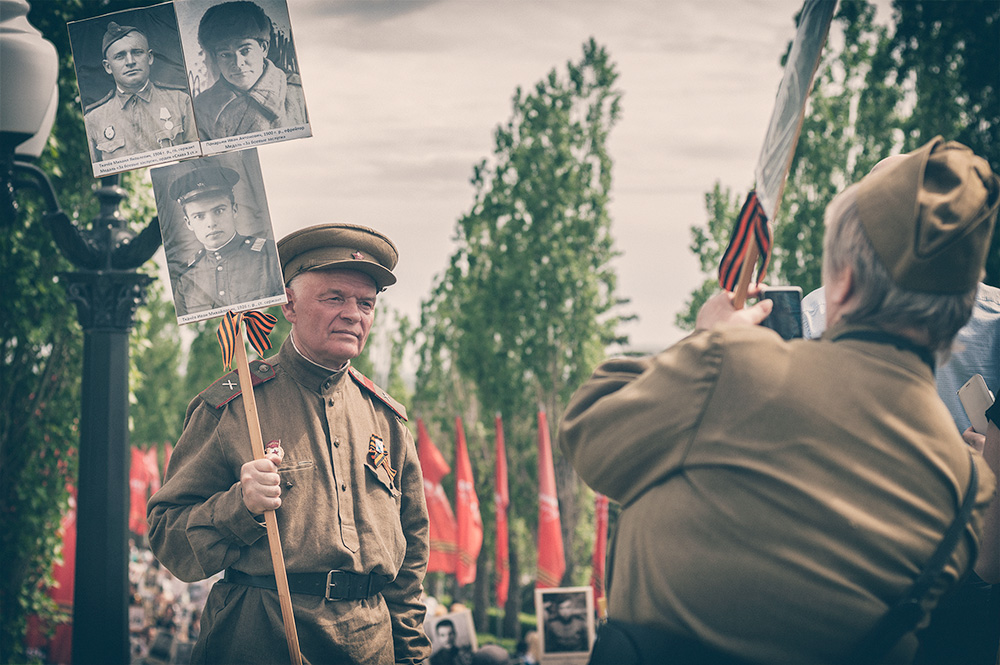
535, 586, 595, 664
68, 3, 202, 177
150, 148, 286, 324
426, 609, 478, 665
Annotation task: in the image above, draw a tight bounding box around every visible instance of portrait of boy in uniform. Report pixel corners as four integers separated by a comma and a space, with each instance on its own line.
68, 4, 202, 177
150, 149, 285, 324
174, 0, 311, 154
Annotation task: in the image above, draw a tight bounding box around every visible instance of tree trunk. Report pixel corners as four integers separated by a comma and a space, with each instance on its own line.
473, 545, 489, 631
502, 542, 521, 638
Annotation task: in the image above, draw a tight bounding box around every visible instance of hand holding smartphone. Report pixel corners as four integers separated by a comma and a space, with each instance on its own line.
958, 373, 995, 434
760, 286, 803, 340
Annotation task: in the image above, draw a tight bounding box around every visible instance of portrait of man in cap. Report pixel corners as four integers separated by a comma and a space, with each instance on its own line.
69, 5, 200, 173
149, 223, 433, 664
562, 137, 1000, 665
173, 0, 309, 147
150, 151, 284, 323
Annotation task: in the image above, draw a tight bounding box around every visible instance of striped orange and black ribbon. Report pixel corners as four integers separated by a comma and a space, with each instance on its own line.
718, 190, 772, 291
216, 310, 278, 370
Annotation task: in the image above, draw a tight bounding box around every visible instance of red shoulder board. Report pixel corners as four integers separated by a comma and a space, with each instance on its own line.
348, 367, 408, 421
200, 360, 278, 409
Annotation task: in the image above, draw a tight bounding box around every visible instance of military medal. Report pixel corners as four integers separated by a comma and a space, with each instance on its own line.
368, 434, 396, 480
160, 107, 173, 130
264, 439, 283, 460
104, 125, 115, 139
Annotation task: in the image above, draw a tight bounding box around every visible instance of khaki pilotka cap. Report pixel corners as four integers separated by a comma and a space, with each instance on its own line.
102, 22, 142, 56
277, 223, 399, 291
856, 136, 1000, 294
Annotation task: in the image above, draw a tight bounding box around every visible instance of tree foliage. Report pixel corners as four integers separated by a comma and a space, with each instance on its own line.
413, 38, 627, 629
679, 0, 1000, 328
2, 2, 163, 661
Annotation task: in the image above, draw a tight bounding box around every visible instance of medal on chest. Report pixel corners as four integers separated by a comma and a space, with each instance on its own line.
368, 434, 396, 480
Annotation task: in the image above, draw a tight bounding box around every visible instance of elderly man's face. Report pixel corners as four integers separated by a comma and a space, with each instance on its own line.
103, 31, 153, 91
282, 269, 377, 369
183, 193, 238, 251
213, 38, 268, 91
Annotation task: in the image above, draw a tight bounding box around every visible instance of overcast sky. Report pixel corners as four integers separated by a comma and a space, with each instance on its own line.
188, 0, 867, 353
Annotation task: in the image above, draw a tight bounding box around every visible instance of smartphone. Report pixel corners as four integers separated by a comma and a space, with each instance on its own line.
958, 373, 995, 434
760, 286, 803, 340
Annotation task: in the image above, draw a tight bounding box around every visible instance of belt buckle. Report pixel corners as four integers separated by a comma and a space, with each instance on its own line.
325, 570, 341, 601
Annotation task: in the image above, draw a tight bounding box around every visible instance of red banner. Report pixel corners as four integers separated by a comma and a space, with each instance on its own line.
129, 447, 152, 535
536, 409, 565, 587
417, 418, 458, 573
591, 493, 609, 605
494, 413, 510, 607
455, 416, 483, 586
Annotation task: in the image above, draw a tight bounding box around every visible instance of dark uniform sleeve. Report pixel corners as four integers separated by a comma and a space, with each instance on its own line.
382, 422, 432, 664
147, 397, 267, 582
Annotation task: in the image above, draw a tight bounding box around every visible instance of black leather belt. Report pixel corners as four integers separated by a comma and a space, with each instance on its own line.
223, 568, 387, 601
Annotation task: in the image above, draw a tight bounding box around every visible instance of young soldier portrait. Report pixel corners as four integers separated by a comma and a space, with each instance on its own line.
69, 5, 199, 172
150, 151, 284, 322
175, 0, 309, 143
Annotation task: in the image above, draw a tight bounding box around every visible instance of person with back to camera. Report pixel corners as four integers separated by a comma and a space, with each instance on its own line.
559, 137, 1000, 665
193, 0, 308, 140
147, 223, 432, 664
85, 21, 196, 162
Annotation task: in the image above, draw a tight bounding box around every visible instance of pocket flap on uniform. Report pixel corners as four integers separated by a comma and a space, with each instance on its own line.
96, 135, 126, 154
364, 460, 400, 497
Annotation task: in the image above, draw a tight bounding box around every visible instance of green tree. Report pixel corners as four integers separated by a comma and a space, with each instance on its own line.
679, 0, 998, 328
1, 3, 163, 661
413, 38, 627, 632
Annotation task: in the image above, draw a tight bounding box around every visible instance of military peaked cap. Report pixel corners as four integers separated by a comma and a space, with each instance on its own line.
168, 166, 241, 206
277, 223, 398, 291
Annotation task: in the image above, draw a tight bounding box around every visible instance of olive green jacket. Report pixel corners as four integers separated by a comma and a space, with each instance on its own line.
148, 338, 431, 664
560, 322, 996, 664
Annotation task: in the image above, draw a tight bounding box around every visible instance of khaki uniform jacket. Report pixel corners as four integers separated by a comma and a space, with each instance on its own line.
194, 60, 308, 140
85, 81, 196, 162
148, 339, 432, 665
559, 322, 996, 664
174, 233, 283, 317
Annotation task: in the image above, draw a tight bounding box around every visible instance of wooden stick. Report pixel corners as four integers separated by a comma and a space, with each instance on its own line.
732, 242, 759, 310
233, 327, 303, 665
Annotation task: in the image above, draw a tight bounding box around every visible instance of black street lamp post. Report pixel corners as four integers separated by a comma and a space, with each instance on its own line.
2, 2, 162, 663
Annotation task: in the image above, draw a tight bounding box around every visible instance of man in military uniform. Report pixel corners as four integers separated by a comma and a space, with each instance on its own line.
84, 22, 197, 163
148, 223, 432, 665
560, 137, 1000, 665
167, 164, 283, 317
192, 1, 308, 140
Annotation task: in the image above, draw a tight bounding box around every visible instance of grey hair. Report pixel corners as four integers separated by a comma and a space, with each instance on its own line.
822, 184, 977, 353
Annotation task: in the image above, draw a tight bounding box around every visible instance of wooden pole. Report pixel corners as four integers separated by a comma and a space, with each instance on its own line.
233, 326, 303, 665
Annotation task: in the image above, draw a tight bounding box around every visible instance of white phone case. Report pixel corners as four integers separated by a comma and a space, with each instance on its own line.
958, 373, 995, 434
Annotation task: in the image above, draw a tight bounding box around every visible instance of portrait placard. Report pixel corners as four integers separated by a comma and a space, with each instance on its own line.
68, 3, 202, 177
534, 586, 595, 664
150, 148, 286, 324
173, 0, 312, 155
426, 609, 478, 665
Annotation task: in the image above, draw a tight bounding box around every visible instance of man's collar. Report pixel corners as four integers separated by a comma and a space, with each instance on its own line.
116, 79, 152, 106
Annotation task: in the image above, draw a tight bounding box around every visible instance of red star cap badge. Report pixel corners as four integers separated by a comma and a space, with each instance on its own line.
352, 251, 364, 259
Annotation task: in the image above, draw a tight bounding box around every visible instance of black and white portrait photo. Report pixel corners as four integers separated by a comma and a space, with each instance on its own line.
427, 610, 478, 665
150, 148, 286, 324
174, 0, 311, 154
68, 3, 202, 177
535, 587, 595, 664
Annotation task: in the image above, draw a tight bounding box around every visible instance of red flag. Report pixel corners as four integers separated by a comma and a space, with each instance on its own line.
145, 447, 161, 495
163, 442, 173, 483
536, 409, 565, 587
417, 418, 458, 573
591, 493, 609, 607
494, 413, 510, 607
455, 416, 482, 586
129, 447, 151, 535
